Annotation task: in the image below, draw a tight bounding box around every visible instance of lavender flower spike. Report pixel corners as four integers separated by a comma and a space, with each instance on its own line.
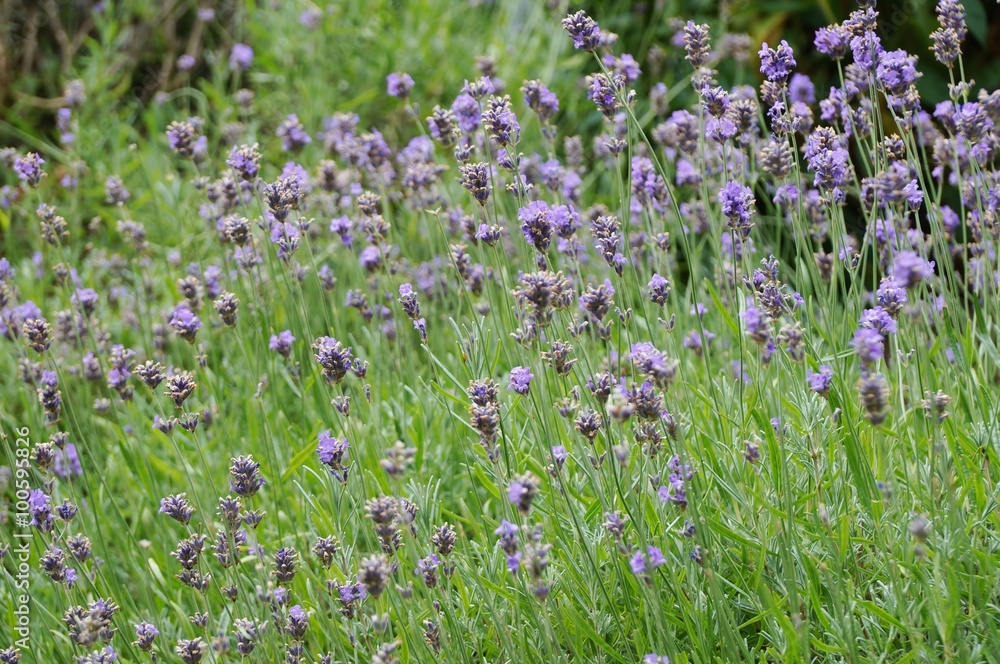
508, 366, 534, 395
758, 40, 797, 83
562, 11, 603, 51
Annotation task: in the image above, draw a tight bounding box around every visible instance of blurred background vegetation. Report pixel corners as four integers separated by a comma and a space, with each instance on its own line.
3, 0, 1000, 140
1, 0, 999, 246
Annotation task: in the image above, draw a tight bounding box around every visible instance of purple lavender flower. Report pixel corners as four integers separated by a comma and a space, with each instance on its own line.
707, 116, 737, 143
858, 372, 890, 425
592, 215, 625, 274
683, 330, 715, 357
483, 96, 520, 146
806, 135, 852, 196
657, 472, 688, 509
700, 85, 731, 118
851, 328, 884, 367
359, 245, 382, 271
269, 330, 295, 358
294, 5, 321, 27
807, 365, 834, 398
62, 79, 85, 107
54, 443, 82, 478
452, 93, 481, 134
758, 40, 796, 83
892, 251, 934, 288
14, 153, 45, 186
876, 49, 920, 97
859, 307, 897, 336
317, 430, 349, 476
229, 454, 265, 497
587, 73, 623, 118
56, 107, 74, 145
464, 76, 495, 100
269, 220, 300, 261
398, 283, 422, 323
72, 288, 99, 316
415, 554, 442, 588
632, 156, 668, 212
629, 342, 679, 389
518, 200, 554, 253
313, 336, 353, 384
175, 638, 207, 662
329, 216, 354, 247
850, 31, 884, 74
166, 124, 204, 161
164, 371, 196, 409
508, 473, 539, 514
931, 0, 966, 66
579, 280, 615, 323
28, 488, 53, 531
741, 304, 770, 345
731, 360, 752, 384
169, 304, 202, 343
229, 43, 254, 71
562, 10, 603, 51
522, 80, 559, 122
459, 162, 491, 206
718, 181, 756, 238
508, 366, 533, 395
203, 265, 222, 299
227, 144, 261, 181
277, 114, 312, 151
426, 106, 458, 146
106, 345, 135, 396
475, 223, 502, 246
281, 163, 310, 195
609, 53, 642, 83
789, 73, 816, 104
550, 204, 580, 238
387, 72, 414, 98
683, 21, 712, 68
936, 0, 967, 39
873, 162, 925, 208
647, 273, 671, 307
815, 24, 850, 59
337, 580, 367, 615
134, 622, 159, 651
630, 546, 667, 578
285, 605, 309, 640
494, 519, 520, 554
493, 519, 520, 550
876, 278, 908, 317
359, 554, 392, 598
159, 493, 195, 525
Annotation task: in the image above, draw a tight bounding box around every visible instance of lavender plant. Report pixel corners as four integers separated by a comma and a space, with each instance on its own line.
2, 1, 1000, 663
